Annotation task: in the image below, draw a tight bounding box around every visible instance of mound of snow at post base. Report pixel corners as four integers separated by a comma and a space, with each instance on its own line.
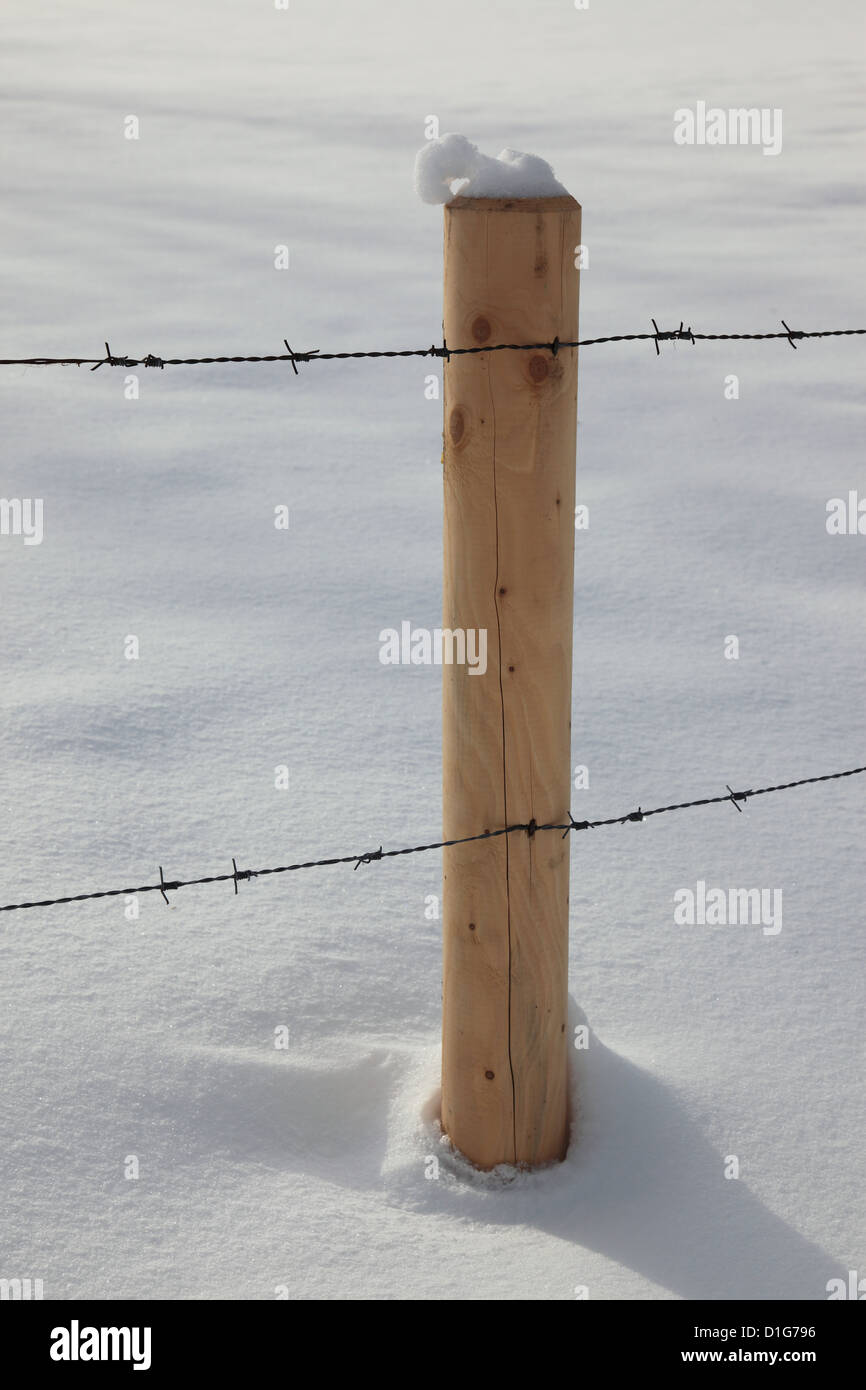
380, 1000, 837, 1301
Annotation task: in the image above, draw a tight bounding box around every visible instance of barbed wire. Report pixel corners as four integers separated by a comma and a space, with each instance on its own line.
1, 763, 862, 916
0, 322, 864, 372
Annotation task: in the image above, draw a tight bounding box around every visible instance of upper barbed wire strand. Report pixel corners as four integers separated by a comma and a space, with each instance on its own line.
0, 325, 864, 369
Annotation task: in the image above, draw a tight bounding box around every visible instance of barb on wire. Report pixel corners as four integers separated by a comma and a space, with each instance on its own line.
158, 865, 179, 905
231, 857, 253, 894
354, 846, 384, 871
726, 784, 746, 813
781, 319, 804, 350
91, 342, 135, 372
0, 323, 864, 371
283, 340, 319, 374
1, 763, 862, 916
651, 319, 695, 354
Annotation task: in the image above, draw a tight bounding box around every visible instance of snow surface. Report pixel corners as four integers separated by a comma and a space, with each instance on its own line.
1, 0, 864, 1301
415, 133, 569, 202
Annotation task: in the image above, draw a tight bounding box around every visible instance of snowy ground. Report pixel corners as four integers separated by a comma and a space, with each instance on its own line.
1, 0, 864, 1300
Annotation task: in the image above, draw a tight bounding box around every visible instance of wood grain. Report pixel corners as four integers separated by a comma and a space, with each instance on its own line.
441, 194, 581, 1168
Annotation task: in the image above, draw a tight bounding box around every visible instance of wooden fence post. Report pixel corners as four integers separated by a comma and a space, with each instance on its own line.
441, 193, 581, 1169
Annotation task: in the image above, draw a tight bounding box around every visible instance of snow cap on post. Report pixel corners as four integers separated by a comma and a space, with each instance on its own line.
414, 132, 570, 204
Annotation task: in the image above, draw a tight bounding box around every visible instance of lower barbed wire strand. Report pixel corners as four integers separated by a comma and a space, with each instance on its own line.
1, 763, 862, 914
